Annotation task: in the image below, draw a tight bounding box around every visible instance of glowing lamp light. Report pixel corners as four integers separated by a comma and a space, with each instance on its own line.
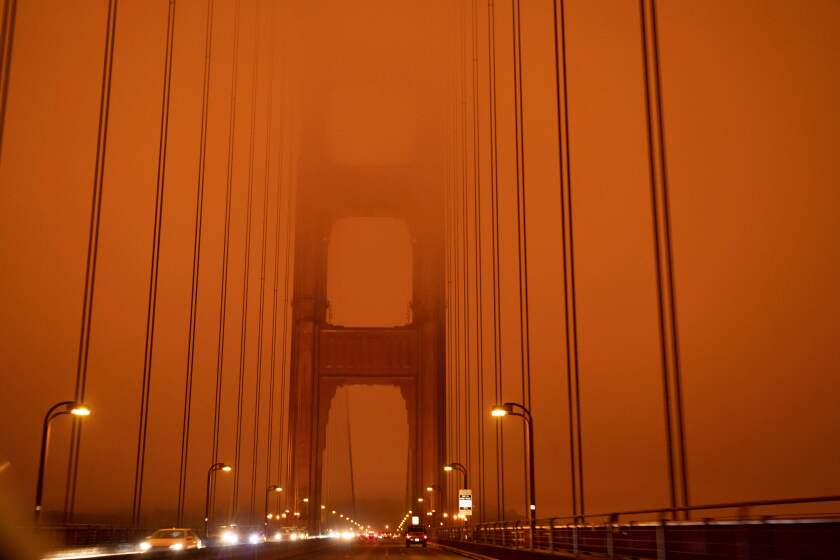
303, 498, 309, 503
490, 405, 508, 417
426, 486, 434, 492
70, 405, 91, 416
443, 465, 453, 472
221, 465, 232, 472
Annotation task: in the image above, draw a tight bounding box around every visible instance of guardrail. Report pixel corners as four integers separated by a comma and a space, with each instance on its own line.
36, 524, 151, 548
434, 495, 840, 560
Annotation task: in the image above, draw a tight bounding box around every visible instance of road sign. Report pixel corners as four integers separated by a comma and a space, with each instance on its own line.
458, 489, 473, 516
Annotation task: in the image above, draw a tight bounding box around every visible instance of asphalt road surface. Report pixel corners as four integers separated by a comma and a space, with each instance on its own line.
286, 541, 467, 559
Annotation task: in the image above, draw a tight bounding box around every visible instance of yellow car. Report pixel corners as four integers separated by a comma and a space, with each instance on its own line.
138, 528, 203, 552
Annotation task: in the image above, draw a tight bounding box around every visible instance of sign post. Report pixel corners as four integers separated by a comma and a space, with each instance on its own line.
458, 489, 473, 518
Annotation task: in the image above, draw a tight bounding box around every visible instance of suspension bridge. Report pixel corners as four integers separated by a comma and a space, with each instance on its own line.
1, 0, 838, 559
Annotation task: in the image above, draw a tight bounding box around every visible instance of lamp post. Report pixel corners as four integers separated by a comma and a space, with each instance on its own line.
491, 402, 536, 525
204, 462, 231, 538
34, 401, 91, 524
264, 485, 282, 538
443, 463, 468, 525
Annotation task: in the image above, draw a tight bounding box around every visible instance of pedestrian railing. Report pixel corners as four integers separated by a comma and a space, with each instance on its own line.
434, 495, 840, 560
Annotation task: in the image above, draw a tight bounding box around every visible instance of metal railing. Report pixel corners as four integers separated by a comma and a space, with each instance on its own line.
434, 495, 840, 560
36, 524, 150, 548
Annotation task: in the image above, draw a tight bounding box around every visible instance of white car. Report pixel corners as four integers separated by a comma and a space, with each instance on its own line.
139, 528, 203, 552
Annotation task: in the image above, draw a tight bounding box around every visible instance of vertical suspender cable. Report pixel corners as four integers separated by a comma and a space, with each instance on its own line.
639, 0, 689, 517
510, 0, 534, 515
0, 0, 17, 162
210, 0, 241, 519
277, 125, 294, 505
459, 0, 473, 486
64, 0, 119, 523
132, 0, 178, 527
345, 391, 357, 518
264, 0, 283, 514
232, 0, 260, 521
486, 0, 505, 521
176, 0, 215, 527
470, 0, 486, 523
551, 0, 585, 519
250, 0, 275, 524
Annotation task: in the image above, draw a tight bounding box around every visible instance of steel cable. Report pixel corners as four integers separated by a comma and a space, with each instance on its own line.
250, 0, 275, 525
486, 0, 505, 521
209, 0, 241, 519
176, 0, 215, 527
131, 0, 178, 527
231, 0, 261, 522
510, 0, 534, 517
638, 0, 689, 517
470, 0, 486, 523
550, 0, 585, 519
0, 0, 17, 163
63, 0, 119, 523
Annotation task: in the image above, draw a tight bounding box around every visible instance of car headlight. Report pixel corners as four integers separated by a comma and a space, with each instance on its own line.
139, 541, 152, 551
221, 531, 239, 544
169, 543, 184, 550
248, 533, 261, 544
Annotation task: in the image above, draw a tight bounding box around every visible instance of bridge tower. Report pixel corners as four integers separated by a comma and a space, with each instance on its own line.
286, 179, 445, 533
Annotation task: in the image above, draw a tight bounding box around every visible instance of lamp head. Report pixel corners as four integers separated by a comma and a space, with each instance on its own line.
491, 404, 512, 417
443, 465, 453, 472
221, 465, 232, 472
70, 404, 91, 416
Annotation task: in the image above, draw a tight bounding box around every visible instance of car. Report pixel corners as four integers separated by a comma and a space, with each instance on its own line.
404, 524, 428, 547
359, 530, 378, 543
138, 528, 202, 552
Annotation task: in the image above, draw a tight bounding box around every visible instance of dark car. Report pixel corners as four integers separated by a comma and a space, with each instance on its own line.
405, 524, 427, 547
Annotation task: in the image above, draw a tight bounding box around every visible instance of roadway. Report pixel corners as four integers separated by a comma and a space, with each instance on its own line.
298, 542, 467, 559
43, 540, 474, 560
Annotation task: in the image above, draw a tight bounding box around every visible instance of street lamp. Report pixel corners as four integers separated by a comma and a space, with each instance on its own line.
204, 463, 232, 538
34, 401, 91, 523
264, 485, 283, 538
491, 402, 536, 523
443, 462, 468, 489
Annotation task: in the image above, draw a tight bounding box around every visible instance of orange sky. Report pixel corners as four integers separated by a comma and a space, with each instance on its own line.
0, 0, 839, 531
